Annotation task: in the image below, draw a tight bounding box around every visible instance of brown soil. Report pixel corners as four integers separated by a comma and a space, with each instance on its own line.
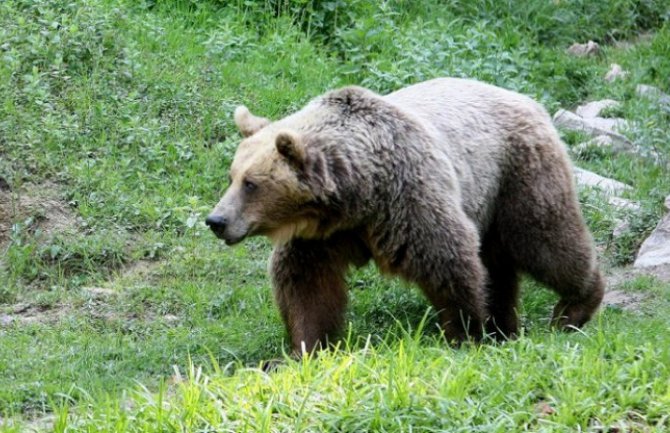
0, 182, 78, 251
600, 266, 669, 313
0, 303, 71, 327
601, 290, 646, 312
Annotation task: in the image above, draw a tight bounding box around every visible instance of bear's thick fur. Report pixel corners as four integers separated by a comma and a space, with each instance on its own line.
206, 78, 604, 353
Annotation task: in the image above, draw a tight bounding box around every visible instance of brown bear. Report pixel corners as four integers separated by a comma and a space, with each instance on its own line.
206, 78, 604, 354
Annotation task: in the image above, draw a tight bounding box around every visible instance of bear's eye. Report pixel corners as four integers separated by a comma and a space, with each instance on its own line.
244, 180, 257, 193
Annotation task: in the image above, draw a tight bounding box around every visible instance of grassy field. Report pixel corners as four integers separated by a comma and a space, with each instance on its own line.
1, 0, 670, 431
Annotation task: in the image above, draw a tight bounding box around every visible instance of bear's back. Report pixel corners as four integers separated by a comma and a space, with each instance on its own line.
384, 78, 559, 231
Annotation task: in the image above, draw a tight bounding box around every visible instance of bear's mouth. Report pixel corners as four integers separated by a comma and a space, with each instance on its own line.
208, 220, 259, 246
223, 235, 246, 246
208, 226, 249, 246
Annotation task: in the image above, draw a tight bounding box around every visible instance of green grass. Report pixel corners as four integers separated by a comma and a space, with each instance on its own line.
1, 0, 670, 431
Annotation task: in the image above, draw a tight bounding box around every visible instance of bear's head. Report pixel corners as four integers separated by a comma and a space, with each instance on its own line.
205, 105, 338, 246
206, 87, 393, 246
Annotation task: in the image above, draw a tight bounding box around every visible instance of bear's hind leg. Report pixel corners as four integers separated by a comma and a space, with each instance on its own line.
481, 229, 520, 340
550, 269, 604, 330
270, 232, 370, 355
497, 144, 605, 330
501, 207, 604, 330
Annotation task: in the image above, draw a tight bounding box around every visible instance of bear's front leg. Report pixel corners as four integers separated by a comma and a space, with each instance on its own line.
418, 251, 487, 343
270, 233, 369, 355
398, 214, 487, 343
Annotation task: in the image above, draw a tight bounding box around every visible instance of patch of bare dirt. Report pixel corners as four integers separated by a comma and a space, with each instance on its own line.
0, 258, 165, 329
82, 286, 118, 299
602, 290, 646, 312
607, 265, 670, 287
0, 412, 54, 432
0, 181, 78, 251
605, 267, 640, 290
599, 266, 670, 313
0, 303, 72, 327
120, 259, 160, 280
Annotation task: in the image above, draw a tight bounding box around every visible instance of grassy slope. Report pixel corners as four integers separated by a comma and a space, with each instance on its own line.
1, 0, 670, 431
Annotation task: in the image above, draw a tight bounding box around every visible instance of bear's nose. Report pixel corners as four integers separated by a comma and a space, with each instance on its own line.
205, 215, 228, 231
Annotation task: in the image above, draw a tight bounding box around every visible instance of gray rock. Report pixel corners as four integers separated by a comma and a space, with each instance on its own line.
607, 196, 640, 212
585, 135, 616, 147
0, 314, 13, 327
574, 135, 636, 155
567, 40, 600, 57
612, 220, 630, 238
636, 84, 670, 109
576, 99, 620, 118
589, 117, 629, 132
553, 109, 632, 148
573, 167, 638, 211
573, 167, 632, 196
604, 64, 627, 82
634, 215, 670, 267
634, 195, 670, 268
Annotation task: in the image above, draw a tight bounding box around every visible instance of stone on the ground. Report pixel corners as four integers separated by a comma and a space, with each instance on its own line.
575, 99, 620, 118
554, 108, 628, 133
573, 167, 632, 196
567, 40, 599, 57
585, 135, 616, 147
607, 196, 640, 212
0, 315, 12, 327
589, 117, 628, 132
573, 167, 638, 211
634, 195, 670, 268
612, 220, 630, 238
574, 135, 634, 154
636, 84, 670, 108
553, 110, 632, 148
604, 63, 627, 82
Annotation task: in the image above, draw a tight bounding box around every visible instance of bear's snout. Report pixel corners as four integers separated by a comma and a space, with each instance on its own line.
205, 215, 228, 236
205, 214, 249, 245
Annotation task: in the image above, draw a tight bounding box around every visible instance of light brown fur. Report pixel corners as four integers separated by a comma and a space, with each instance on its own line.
207, 78, 604, 354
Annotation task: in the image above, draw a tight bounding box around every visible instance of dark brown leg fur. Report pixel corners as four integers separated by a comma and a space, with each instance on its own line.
550, 269, 604, 329
497, 137, 604, 330
427, 295, 485, 343
393, 214, 487, 343
270, 231, 370, 355
481, 228, 520, 340
501, 195, 604, 330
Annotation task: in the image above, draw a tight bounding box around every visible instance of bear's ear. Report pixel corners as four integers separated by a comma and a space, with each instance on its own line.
275, 130, 306, 170
234, 105, 271, 138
